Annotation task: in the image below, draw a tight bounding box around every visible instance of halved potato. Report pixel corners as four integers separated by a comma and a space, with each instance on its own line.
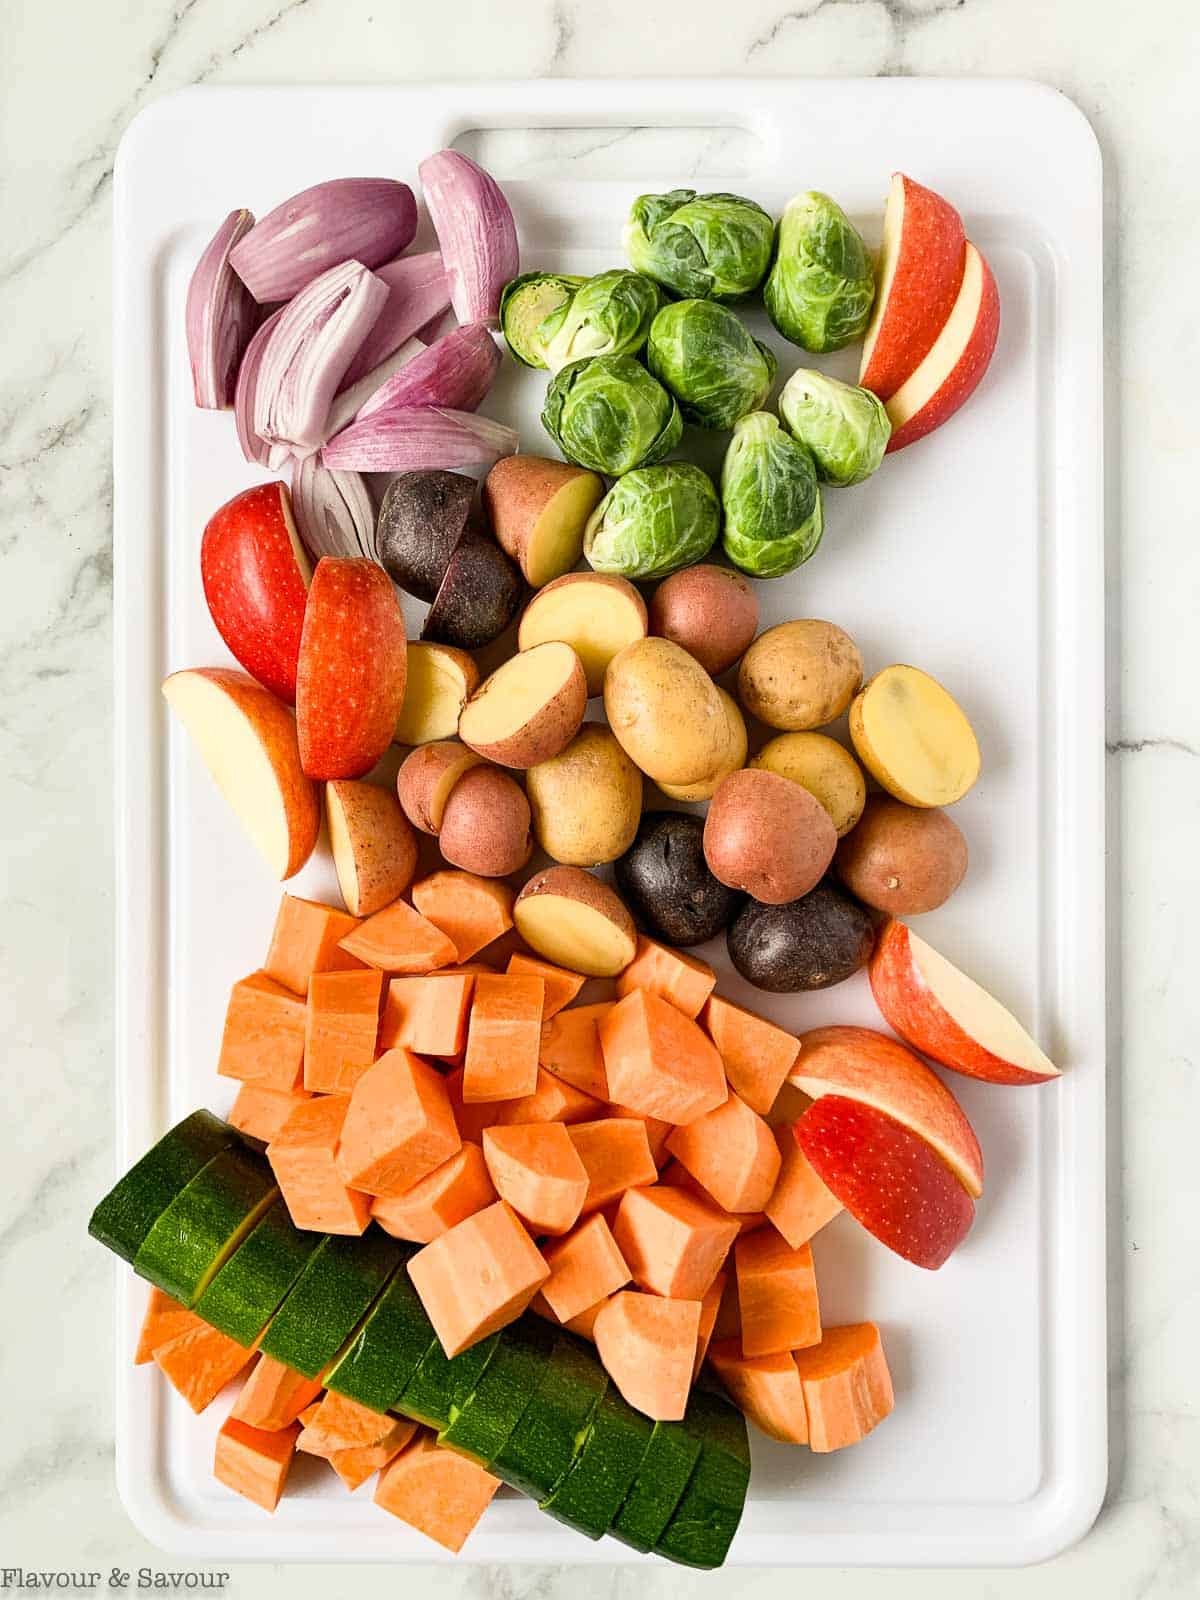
517, 573, 648, 697
396, 739, 486, 834
483, 456, 605, 587
458, 641, 587, 769
326, 779, 418, 916
394, 642, 481, 746
658, 689, 748, 803
750, 731, 866, 837
514, 866, 638, 977
849, 664, 981, 807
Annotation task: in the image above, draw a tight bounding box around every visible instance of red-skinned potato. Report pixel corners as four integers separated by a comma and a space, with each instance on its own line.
439, 766, 533, 877
483, 456, 605, 587
514, 866, 638, 978
648, 565, 758, 677
396, 740, 486, 834
326, 780, 418, 916
835, 795, 967, 914
704, 768, 837, 904
296, 558, 407, 780
458, 642, 587, 769
200, 482, 312, 703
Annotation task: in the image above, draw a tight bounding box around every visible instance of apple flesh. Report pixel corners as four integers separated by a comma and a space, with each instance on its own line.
200, 482, 312, 704
859, 173, 966, 402
884, 242, 1000, 452
794, 1094, 974, 1270
790, 1024, 983, 1197
870, 918, 1059, 1086
296, 558, 408, 780
162, 667, 319, 879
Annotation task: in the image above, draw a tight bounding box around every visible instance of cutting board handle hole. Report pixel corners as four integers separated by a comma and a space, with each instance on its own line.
451, 123, 766, 181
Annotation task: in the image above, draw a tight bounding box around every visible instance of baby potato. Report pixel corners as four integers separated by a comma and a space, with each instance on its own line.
604, 636, 727, 787
438, 765, 533, 877
750, 731, 866, 837
703, 768, 837, 904
527, 723, 643, 867
648, 564, 759, 677
727, 881, 875, 992
835, 795, 967, 914
658, 689, 748, 803
738, 619, 863, 731
849, 664, 980, 806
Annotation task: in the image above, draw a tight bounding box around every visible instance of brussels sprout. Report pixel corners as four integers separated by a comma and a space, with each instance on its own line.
541, 353, 682, 476
499, 271, 587, 367
584, 463, 720, 580
779, 368, 891, 486
540, 269, 663, 372
646, 300, 776, 431
763, 192, 875, 353
720, 411, 823, 578
623, 188, 774, 302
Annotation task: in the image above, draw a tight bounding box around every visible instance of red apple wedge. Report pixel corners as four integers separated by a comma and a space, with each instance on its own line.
296, 558, 408, 780
870, 918, 1059, 1086
162, 667, 319, 879
790, 1025, 983, 1197
200, 482, 312, 703
795, 1095, 974, 1270
859, 173, 966, 402
884, 243, 1000, 452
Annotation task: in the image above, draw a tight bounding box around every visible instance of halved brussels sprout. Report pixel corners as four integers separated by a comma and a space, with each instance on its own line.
720, 411, 823, 578
500, 272, 587, 367
646, 299, 776, 431
584, 462, 720, 580
764, 192, 875, 353
541, 353, 682, 476
624, 189, 774, 302
779, 368, 891, 485
540, 269, 663, 372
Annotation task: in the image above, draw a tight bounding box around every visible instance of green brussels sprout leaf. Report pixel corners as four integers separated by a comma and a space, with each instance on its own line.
778, 368, 891, 485
720, 411, 823, 577
541, 353, 682, 476
584, 462, 721, 580
646, 299, 776, 431
624, 189, 774, 302
764, 192, 875, 353
541, 269, 663, 371
499, 272, 588, 368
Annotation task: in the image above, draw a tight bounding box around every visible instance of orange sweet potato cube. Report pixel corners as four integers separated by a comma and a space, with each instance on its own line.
615, 937, 716, 1019
735, 1231, 822, 1358
214, 1415, 301, 1511
217, 971, 307, 1090
375, 1431, 500, 1551
371, 1143, 497, 1244
612, 1183, 738, 1301
408, 1201, 549, 1357
265, 895, 363, 998
539, 1213, 631, 1324
227, 1081, 313, 1145
336, 1049, 461, 1199
462, 974, 544, 1103
304, 969, 384, 1094
267, 1096, 372, 1236
379, 974, 475, 1059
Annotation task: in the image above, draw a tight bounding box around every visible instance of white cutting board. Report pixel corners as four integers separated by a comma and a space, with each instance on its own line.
111, 80, 1105, 1567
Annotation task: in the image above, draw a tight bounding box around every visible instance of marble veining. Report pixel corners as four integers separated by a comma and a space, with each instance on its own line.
1, 0, 1197, 1595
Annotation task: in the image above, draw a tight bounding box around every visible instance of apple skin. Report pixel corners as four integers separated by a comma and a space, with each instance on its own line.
884, 242, 1000, 453
200, 482, 312, 704
794, 1094, 974, 1270
859, 173, 966, 402
869, 917, 1059, 1086
790, 1025, 983, 1198
162, 666, 320, 879
296, 558, 408, 780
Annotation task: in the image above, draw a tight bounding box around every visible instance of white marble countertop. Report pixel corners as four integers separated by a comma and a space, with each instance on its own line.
1, 0, 1196, 1595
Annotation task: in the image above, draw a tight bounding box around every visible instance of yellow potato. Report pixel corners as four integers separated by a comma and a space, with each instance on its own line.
527, 723, 643, 867
658, 690, 748, 803
326, 780, 418, 916
738, 620, 863, 731
849, 664, 980, 806
750, 731, 866, 837
603, 637, 727, 787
